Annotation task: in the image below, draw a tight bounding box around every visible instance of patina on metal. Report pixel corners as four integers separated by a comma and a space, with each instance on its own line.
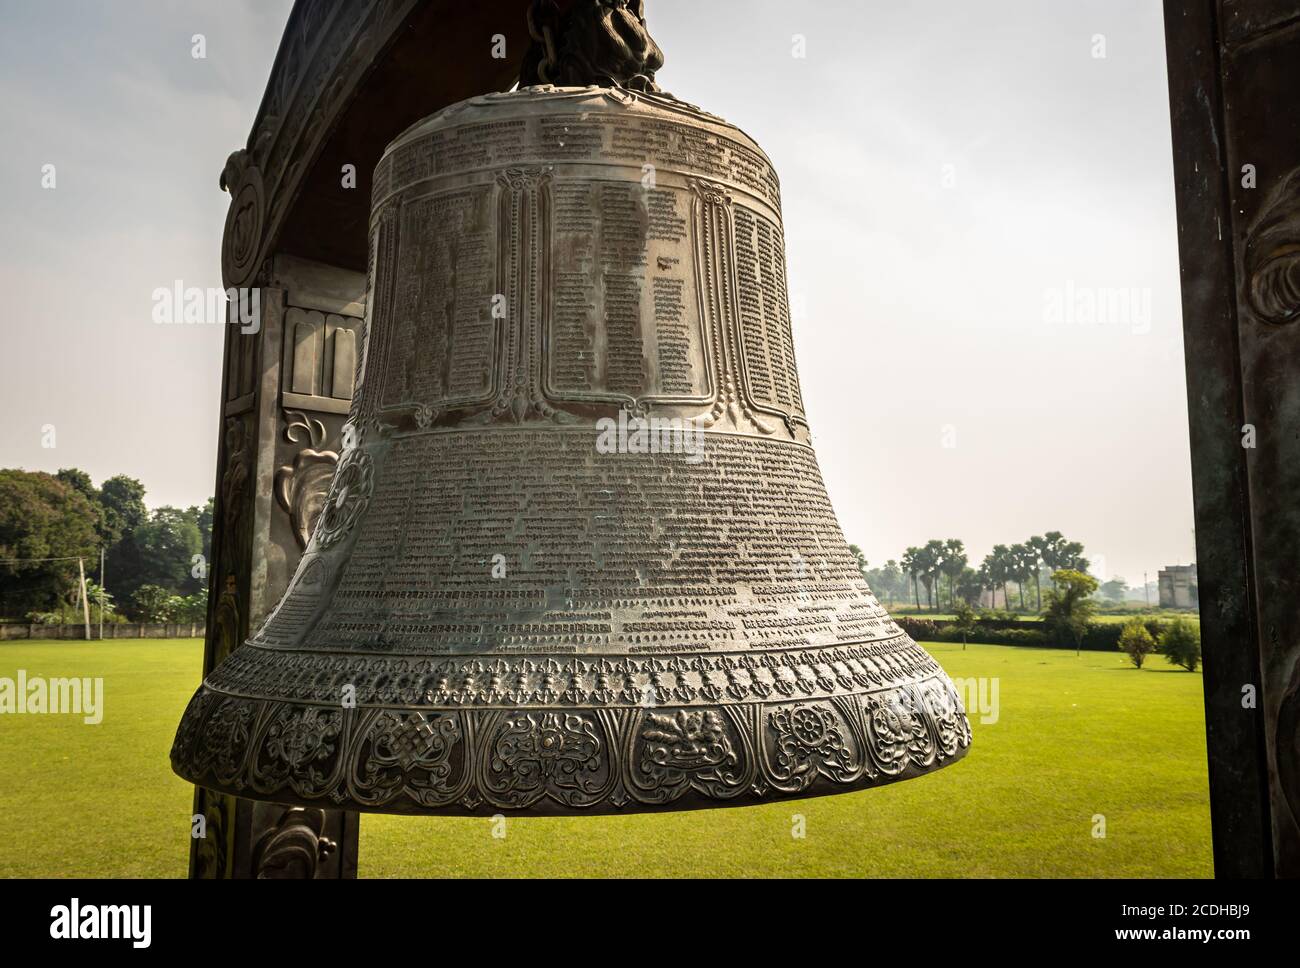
173, 4, 970, 818
1164, 0, 1300, 877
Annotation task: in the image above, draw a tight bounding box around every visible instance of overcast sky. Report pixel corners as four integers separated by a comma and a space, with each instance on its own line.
0, 0, 1192, 585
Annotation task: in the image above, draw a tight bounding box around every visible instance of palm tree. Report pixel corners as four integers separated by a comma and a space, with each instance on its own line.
1008, 542, 1037, 611
976, 561, 995, 607
942, 538, 967, 610
847, 544, 869, 581
987, 544, 1013, 609
1039, 532, 1090, 592
901, 547, 921, 609
1027, 535, 1049, 612
919, 539, 945, 611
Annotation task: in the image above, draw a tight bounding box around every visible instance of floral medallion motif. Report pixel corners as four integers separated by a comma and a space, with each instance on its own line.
312, 448, 373, 549
765, 702, 862, 791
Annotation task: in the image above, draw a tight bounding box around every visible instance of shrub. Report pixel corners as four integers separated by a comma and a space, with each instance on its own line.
897, 617, 940, 642
1161, 618, 1202, 672
131, 584, 173, 622
1117, 617, 1157, 668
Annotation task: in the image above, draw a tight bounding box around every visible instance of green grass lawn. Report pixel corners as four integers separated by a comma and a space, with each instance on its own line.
0, 639, 1212, 878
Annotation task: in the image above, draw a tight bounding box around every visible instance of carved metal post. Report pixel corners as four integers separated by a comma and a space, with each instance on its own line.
186, 0, 532, 878
1164, 0, 1300, 878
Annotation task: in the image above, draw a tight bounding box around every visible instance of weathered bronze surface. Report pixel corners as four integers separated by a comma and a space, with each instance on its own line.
173, 82, 970, 816
1164, 0, 1300, 877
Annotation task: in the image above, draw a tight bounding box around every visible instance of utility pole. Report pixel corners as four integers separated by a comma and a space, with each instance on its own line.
77, 556, 91, 641
98, 547, 105, 640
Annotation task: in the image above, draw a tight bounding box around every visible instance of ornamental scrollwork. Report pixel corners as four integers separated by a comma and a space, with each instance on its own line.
629, 708, 751, 803
479, 711, 615, 809
275, 410, 340, 550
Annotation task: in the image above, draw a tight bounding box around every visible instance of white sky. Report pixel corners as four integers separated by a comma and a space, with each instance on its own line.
0, 0, 1193, 586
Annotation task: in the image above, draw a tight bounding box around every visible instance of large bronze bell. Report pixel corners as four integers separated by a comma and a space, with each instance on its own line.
171, 5, 970, 817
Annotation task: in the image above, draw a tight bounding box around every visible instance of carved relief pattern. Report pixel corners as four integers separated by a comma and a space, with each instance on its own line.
367, 89, 804, 441
480, 711, 614, 809
763, 702, 862, 792
630, 707, 752, 803
206, 634, 942, 709
1245, 165, 1300, 325
311, 446, 373, 549
275, 410, 339, 549
173, 675, 969, 815
350, 710, 467, 808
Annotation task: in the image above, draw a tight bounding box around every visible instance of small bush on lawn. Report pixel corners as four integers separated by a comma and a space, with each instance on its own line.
1161, 618, 1202, 672
1118, 617, 1158, 668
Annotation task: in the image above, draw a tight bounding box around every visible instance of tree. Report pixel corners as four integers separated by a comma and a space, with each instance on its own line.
953, 600, 977, 650
865, 559, 904, 606
955, 566, 983, 606
901, 547, 921, 609
99, 475, 147, 543
0, 470, 100, 618
166, 592, 208, 624
848, 544, 869, 581
28, 580, 118, 626
194, 497, 214, 564
1117, 617, 1157, 668
1041, 531, 1088, 576
1027, 534, 1049, 611
942, 538, 968, 610
876, 560, 904, 606
131, 584, 173, 622
1161, 619, 1202, 672
985, 544, 1013, 609
1008, 543, 1037, 611
117, 506, 204, 601
1044, 568, 1099, 655
1099, 577, 1129, 604
917, 540, 945, 611
101, 475, 148, 601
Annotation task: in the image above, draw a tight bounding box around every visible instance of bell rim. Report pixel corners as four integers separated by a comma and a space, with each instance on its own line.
171, 671, 972, 817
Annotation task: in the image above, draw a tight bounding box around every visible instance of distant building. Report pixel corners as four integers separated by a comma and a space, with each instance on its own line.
1158, 564, 1198, 609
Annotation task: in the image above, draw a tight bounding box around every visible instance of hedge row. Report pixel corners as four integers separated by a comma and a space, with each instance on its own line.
896, 617, 1170, 652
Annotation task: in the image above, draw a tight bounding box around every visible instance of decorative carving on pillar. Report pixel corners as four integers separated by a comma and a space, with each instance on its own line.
252, 808, 337, 879
275, 411, 339, 550
220, 416, 253, 568
1245, 166, 1300, 325
220, 151, 267, 290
